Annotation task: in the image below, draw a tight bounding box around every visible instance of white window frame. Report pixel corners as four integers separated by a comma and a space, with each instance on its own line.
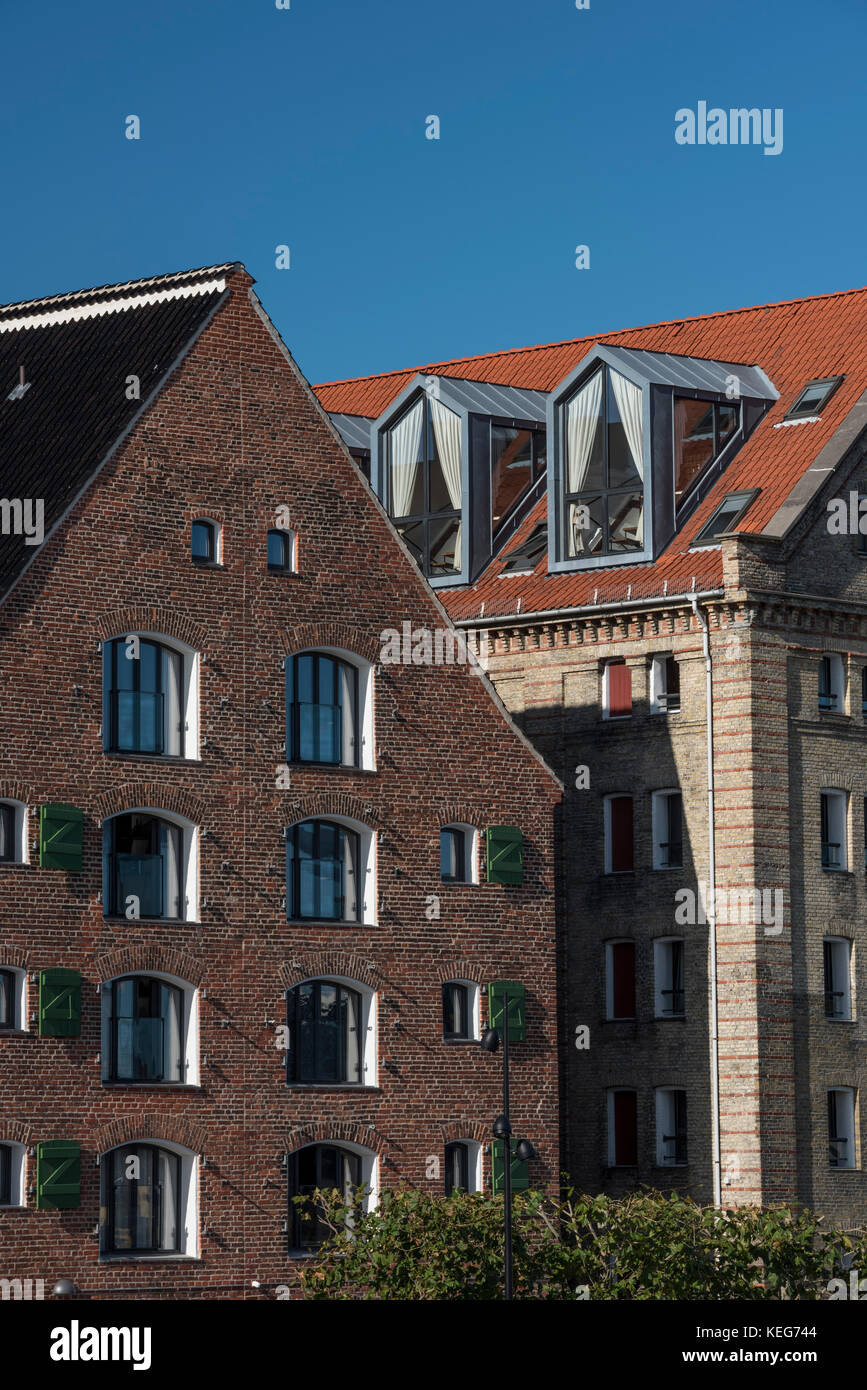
823, 938, 853, 1022
102, 632, 200, 760
0, 799, 28, 864
0, 966, 27, 1031
604, 940, 635, 1021
101, 971, 199, 1086
288, 647, 375, 772
602, 660, 631, 721
606, 1088, 637, 1167
651, 789, 683, 870
650, 654, 680, 715
442, 978, 481, 1041
102, 807, 200, 922
192, 516, 222, 565
99, 1139, 199, 1259
819, 654, 845, 713
440, 823, 479, 884
285, 814, 377, 925
820, 788, 849, 872
653, 938, 685, 1019
655, 1087, 688, 1167
288, 975, 378, 1086
446, 1138, 482, 1194
0, 1140, 26, 1207
828, 1088, 857, 1171
602, 793, 632, 875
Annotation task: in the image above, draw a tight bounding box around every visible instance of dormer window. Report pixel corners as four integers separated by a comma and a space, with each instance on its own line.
387, 395, 462, 577
674, 398, 739, 507
491, 425, 546, 540
563, 365, 644, 558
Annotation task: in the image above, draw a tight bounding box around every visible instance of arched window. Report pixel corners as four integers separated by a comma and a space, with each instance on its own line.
267, 528, 297, 573
286, 980, 362, 1084
442, 980, 480, 1041
286, 652, 359, 767
102, 1143, 187, 1255
288, 1144, 373, 1252
440, 824, 477, 883
103, 636, 196, 757
286, 819, 363, 922
103, 811, 198, 921
105, 976, 185, 1083
191, 518, 220, 565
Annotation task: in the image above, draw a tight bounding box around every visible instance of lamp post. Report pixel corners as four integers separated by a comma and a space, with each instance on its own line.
481, 988, 536, 1301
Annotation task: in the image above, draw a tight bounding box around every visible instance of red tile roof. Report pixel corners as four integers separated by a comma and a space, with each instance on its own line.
315, 286, 867, 619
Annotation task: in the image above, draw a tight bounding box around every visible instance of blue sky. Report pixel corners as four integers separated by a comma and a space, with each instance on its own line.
1, 0, 864, 385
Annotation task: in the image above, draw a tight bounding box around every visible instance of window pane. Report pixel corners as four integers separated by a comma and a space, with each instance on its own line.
443, 983, 468, 1038
568, 494, 605, 557
491, 427, 533, 536
608, 492, 644, 551
191, 521, 213, 560
0, 972, 13, 1028
0, 804, 12, 861
389, 402, 425, 518
566, 372, 604, 493
397, 521, 424, 566
0, 1146, 10, 1205
268, 530, 288, 568
440, 828, 465, 881
429, 516, 461, 575
674, 399, 715, 501
607, 375, 641, 488
717, 402, 738, 448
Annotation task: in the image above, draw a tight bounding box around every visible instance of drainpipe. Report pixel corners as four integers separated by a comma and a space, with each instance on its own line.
691, 596, 722, 1208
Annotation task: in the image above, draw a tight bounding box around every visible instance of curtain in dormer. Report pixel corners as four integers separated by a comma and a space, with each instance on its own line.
389, 399, 424, 517
431, 397, 463, 569
566, 370, 603, 492
610, 371, 644, 480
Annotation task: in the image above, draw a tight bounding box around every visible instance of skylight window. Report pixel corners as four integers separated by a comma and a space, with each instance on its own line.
691, 489, 759, 547
784, 377, 842, 421
500, 522, 547, 574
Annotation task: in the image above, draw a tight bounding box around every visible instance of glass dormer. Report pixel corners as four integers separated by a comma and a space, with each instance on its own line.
386, 394, 462, 577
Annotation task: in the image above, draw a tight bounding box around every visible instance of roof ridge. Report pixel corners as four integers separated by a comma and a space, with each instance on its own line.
315, 283, 867, 391
0, 262, 243, 316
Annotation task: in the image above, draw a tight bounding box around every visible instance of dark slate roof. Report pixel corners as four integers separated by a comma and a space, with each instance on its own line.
0, 263, 239, 599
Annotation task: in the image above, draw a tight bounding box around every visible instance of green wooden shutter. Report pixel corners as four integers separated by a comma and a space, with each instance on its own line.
39, 804, 83, 870
36, 1140, 81, 1210
490, 1139, 529, 1195
488, 980, 526, 1042
39, 968, 82, 1037
486, 825, 523, 885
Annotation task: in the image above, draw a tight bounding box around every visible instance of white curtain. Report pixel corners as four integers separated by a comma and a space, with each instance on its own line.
566, 370, 603, 493
610, 370, 644, 480
158, 1150, 178, 1250
430, 398, 463, 569
389, 400, 423, 517
162, 648, 183, 756
343, 831, 358, 920
163, 822, 181, 919
339, 663, 355, 767
164, 986, 183, 1079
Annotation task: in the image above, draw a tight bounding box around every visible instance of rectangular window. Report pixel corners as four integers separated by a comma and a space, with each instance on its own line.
824, 939, 852, 1021
608, 1091, 638, 1167
0, 804, 14, 862
821, 791, 848, 871
828, 1089, 856, 1169
691, 489, 759, 547
606, 941, 636, 1019
603, 661, 632, 718
651, 655, 680, 714
818, 655, 844, 713
656, 1089, 688, 1166
785, 377, 843, 421
654, 939, 685, 1018
442, 982, 470, 1040
673, 398, 740, 507
653, 791, 683, 869
604, 795, 634, 873
491, 425, 546, 540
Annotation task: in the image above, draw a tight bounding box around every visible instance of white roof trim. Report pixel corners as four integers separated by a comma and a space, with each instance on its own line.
0, 278, 227, 334
773, 415, 821, 429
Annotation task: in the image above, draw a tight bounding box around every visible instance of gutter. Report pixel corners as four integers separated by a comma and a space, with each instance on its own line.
691, 595, 722, 1208
453, 589, 724, 630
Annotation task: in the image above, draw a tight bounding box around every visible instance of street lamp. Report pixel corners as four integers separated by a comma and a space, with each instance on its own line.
481, 989, 536, 1301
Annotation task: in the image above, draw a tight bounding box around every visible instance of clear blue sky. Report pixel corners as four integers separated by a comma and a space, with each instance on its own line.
1, 0, 864, 386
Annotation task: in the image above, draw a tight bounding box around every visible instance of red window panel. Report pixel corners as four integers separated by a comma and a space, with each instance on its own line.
609, 796, 634, 872
607, 662, 632, 717
613, 1091, 638, 1166
610, 942, 636, 1018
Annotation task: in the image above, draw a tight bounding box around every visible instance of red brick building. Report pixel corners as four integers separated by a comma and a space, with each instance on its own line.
0, 263, 562, 1298
318, 286, 867, 1227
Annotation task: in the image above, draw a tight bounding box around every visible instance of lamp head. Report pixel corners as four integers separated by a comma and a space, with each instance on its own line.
480, 1028, 500, 1053
515, 1138, 536, 1162
492, 1114, 511, 1138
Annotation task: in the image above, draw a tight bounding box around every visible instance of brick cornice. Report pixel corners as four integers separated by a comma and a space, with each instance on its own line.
95, 783, 208, 824
0, 780, 32, 805
435, 804, 486, 829
435, 959, 489, 985
95, 606, 207, 650
0, 1120, 31, 1145
279, 953, 379, 990
279, 792, 382, 826
95, 945, 205, 986
438, 1120, 489, 1145
0, 948, 31, 971
94, 1114, 208, 1155
280, 621, 380, 664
